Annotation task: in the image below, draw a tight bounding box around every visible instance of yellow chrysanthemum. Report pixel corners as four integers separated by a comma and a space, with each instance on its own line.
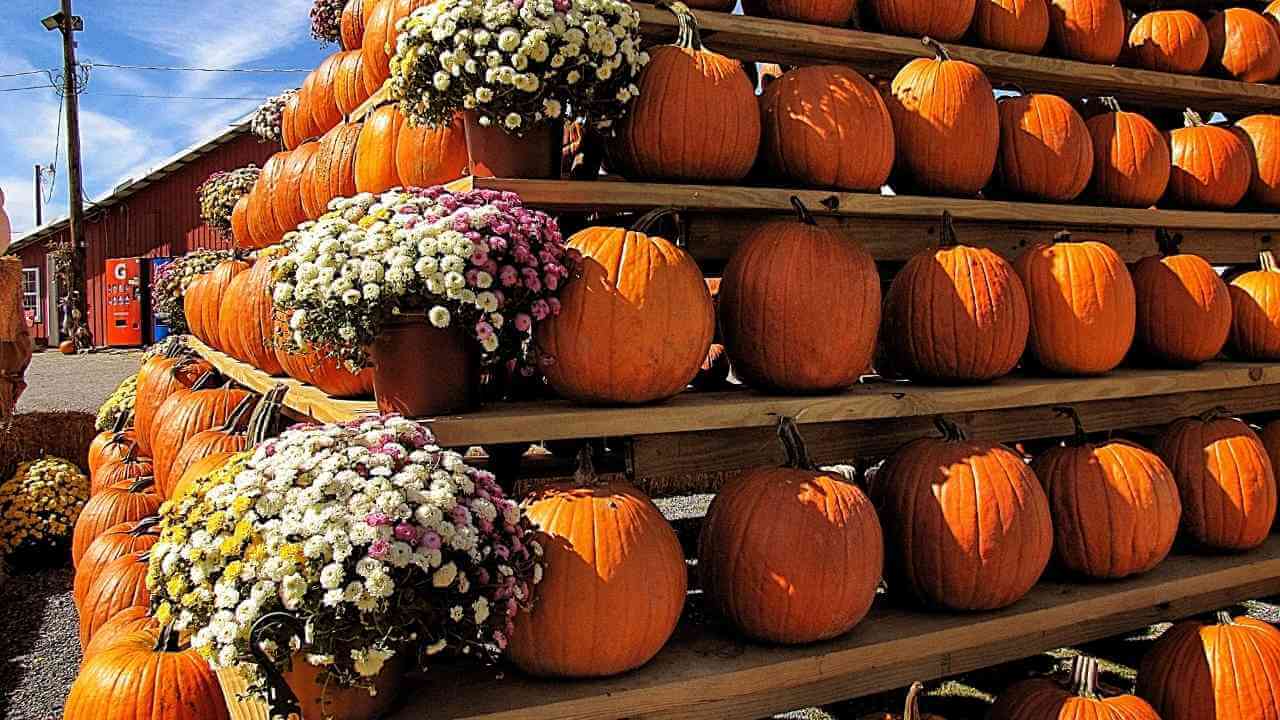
167, 576, 187, 597
279, 543, 305, 564
154, 602, 173, 626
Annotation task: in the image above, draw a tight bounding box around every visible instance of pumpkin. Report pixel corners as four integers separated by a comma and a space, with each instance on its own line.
537, 212, 715, 405
1015, 232, 1136, 375
134, 356, 212, 457
298, 140, 326, 220
608, 3, 760, 182
1034, 410, 1180, 579
183, 257, 250, 350
973, 0, 1049, 54
1155, 413, 1277, 551
857, 683, 946, 720
992, 655, 1161, 720
304, 53, 345, 138
219, 255, 285, 376
171, 453, 235, 505
881, 212, 1029, 383
868, 0, 977, 41
997, 93, 1094, 202
71, 475, 160, 568
150, 385, 254, 500
231, 195, 252, 248
1085, 98, 1171, 208
1230, 251, 1280, 360
1167, 110, 1252, 210
1127, 10, 1210, 74
872, 419, 1053, 611
274, 314, 375, 398
759, 65, 895, 192
310, 122, 362, 214
334, 50, 372, 116
269, 143, 318, 241
66, 625, 230, 720
1048, 0, 1126, 64
253, 152, 292, 244
161, 385, 285, 500
243, 185, 271, 250
81, 606, 156, 666
91, 445, 154, 498
719, 198, 881, 393
1235, 114, 1280, 208
885, 39, 999, 196
354, 104, 404, 193
1138, 612, 1280, 720
79, 550, 152, 650
362, 0, 431, 90
397, 113, 468, 187
341, 0, 366, 50
281, 91, 306, 150
1132, 236, 1231, 367
699, 419, 883, 644
762, 0, 855, 25
73, 516, 160, 613
1207, 8, 1280, 83
89, 411, 138, 477
507, 452, 686, 678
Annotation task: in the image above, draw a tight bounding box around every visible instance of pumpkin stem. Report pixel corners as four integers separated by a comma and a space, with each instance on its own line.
1198, 406, 1232, 422
129, 475, 157, 493
934, 416, 967, 442
902, 682, 925, 720
246, 384, 289, 446
777, 416, 816, 470
110, 408, 132, 434
219, 394, 258, 434
789, 196, 818, 226
1053, 230, 1074, 244
1217, 610, 1237, 626
1260, 250, 1279, 273
1099, 96, 1122, 114
130, 514, 163, 537
939, 211, 959, 248
1069, 655, 1102, 700
191, 371, 221, 391
1052, 406, 1089, 446
921, 36, 952, 62
1156, 228, 1183, 257
658, 0, 704, 52
632, 208, 681, 237
249, 612, 306, 720
574, 444, 604, 487
154, 623, 184, 653
1184, 109, 1205, 127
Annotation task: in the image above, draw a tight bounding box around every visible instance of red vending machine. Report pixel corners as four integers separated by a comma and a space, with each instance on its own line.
105, 258, 145, 347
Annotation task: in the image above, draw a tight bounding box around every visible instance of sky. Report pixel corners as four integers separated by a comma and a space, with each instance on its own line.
0, 0, 334, 240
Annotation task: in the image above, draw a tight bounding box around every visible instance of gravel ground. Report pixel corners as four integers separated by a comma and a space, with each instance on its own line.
0, 566, 81, 720
16, 348, 144, 415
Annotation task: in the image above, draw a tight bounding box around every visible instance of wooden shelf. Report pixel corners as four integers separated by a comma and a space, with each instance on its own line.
392, 538, 1280, 720
634, 3, 1280, 116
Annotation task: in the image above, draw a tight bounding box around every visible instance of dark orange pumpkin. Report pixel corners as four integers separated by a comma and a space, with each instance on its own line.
868, 0, 977, 41
73, 516, 160, 613
354, 104, 404, 193
720, 198, 880, 393
91, 445, 154, 498
161, 385, 284, 500
71, 476, 161, 568
872, 419, 1053, 611
1229, 251, 1280, 360
311, 122, 362, 213
881, 213, 1029, 383
609, 3, 760, 182
81, 606, 156, 667
150, 385, 254, 500
396, 113, 468, 187
298, 140, 326, 220
1085, 98, 1171, 208
334, 50, 373, 116
1048, 0, 1126, 64
992, 655, 1161, 720
222, 255, 285, 377
183, 257, 249, 350
997, 93, 1094, 202
341, 0, 367, 50
1127, 10, 1210, 74
281, 90, 306, 150
362, 0, 430, 90
699, 419, 883, 644
134, 357, 212, 457
1132, 238, 1231, 367
268, 143, 318, 240
885, 39, 999, 196
1138, 612, 1280, 720
1235, 114, 1280, 208
231, 194, 252, 249
1208, 8, 1280, 83
250, 151, 290, 243
304, 53, 345, 139
1167, 110, 1252, 209
1155, 413, 1277, 551
760, 65, 895, 192
973, 0, 1050, 54
1015, 232, 1136, 375
537, 213, 715, 405
761, 0, 855, 25
78, 550, 152, 650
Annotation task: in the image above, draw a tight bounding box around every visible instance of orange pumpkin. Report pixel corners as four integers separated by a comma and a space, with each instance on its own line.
281, 91, 306, 150
1156, 413, 1277, 551
537, 213, 715, 405
1229, 251, 1280, 361
992, 655, 1161, 720
1132, 239, 1231, 367
91, 445, 153, 498
1048, 0, 1126, 64
305, 53, 345, 138
1235, 114, 1280, 208
759, 65, 895, 192
354, 104, 404, 193
183, 258, 250, 350
231, 194, 252, 248
311, 122, 363, 213
362, 0, 430, 90
134, 356, 212, 457
508, 454, 686, 678
1207, 8, 1280, 83
762, 0, 855, 25
609, 3, 760, 182
81, 606, 156, 666
1127, 10, 1210, 74
699, 419, 883, 644
997, 93, 1094, 202
171, 453, 236, 504
254, 151, 293, 243
334, 50, 373, 116
396, 113, 468, 187
1167, 110, 1252, 210
720, 198, 881, 393
71, 476, 161, 568
1085, 98, 1171, 208
73, 516, 160, 613
868, 0, 977, 41
973, 0, 1050, 54
881, 212, 1029, 383
885, 39, 999, 196
858, 682, 946, 720
162, 385, 284, 500
88, 411, 138, 477
150, 385, 254, 500
341, 0, 367, 50
1015, 232, 1136, 375
220, 255, 285, 376
269, 144, 318, 241
1138, 612, 1280, 720
78, 550, 152, 650
275, 319, 374, 398
872, 419, 1053, 611
298, 140, 326, 220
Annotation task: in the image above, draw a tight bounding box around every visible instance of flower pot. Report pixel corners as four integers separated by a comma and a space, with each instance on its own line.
218, 655, 406, 720
463, 111, 563, 179
369, 314, 480, 417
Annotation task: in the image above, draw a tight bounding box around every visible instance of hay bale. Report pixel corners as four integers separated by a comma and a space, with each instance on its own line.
0, 411, 97, 480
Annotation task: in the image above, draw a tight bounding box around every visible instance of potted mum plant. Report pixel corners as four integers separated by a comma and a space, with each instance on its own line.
272, 187, 575, 416
389, 0, 650, 178
147, 415, 544, 720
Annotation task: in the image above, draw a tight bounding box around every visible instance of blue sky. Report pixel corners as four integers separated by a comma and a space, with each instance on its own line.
0, 0, 334, 239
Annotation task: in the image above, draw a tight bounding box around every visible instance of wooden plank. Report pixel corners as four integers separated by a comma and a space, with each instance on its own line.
393, 538, 1280, 720
635, 4, 1280, 116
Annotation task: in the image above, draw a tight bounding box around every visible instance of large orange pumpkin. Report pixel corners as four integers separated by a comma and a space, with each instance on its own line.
150, 385, 254, 499
759, 65, 895, 192
219, 255, 285, 376
1138, 612, 1280, 720
1167, 110, 1252, 210
1127, 10, 1210, 74
334, 50, 372, 116
91, 445, 154, 498
868, 0, 976, 41
885, 39, 999, 196
253, 152, 293, 243
1235, 114, 1280, 208
1034, 411, 1180, 579
311, 122, 362, 213
1156, 413, 1277, 551
508, 454, 686, 677
354, 104, 404, 193
162, 385, 285, 500
269, 144, 318, 241
231, 194, 252, 249
71, 476, 161, 568
993, 655, 1161, 720
719, 198, 881, 393
81, 606, 156, 667
881, 212, 1029, 383
134, 356, 212, 457
1132, 239, 1231, 367
609, 3, 760, 182
1085, 98, 1171, 208
362, 0, 430, 90
274, 314, 375, 398
73, 516, 160, 613
183, 258, 250, 350
304, 53, 345, 138
1229, 251, 1280, 360
537, 213, 714, 405
1015, 233, 1136, 375
973, 0, 1050, 54
78, 550, 152, 650
396, 113, 468, 187
298, 140, 327, 220
1207, 8, 1280, 83
872, 419, 1053, 611
997, 93, 1094, 202
341, 0, 367, 50
88, 411, 138, 477
1048, 0, 1126, 64
761, 0, 856, 25
699, 419, 883, 644
281, 91, 306, 150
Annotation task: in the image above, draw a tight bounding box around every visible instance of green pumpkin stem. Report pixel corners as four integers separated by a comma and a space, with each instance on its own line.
1052, 406, 1089, 446
110, 408, 132, 434
1099, 96, 1123, 114
154, 623, 185, 653
921, 36, 952, 62
1260, 250, 1279, 273
777, 416, 816, 470
1069, 656, 1102, 700
659, 0, 703, 52
219, 394, 259, 434
1156, 228, 1183, 257
934, 416, 967, 442
632, 208, 681, 236
129, 475, 157, 494
903, 682, 925, 720
190, 371, 221, 392
789, 196, 818, 226
939, 211, 959, 248
246, 384, 289, 446
1184, 109, 1206, 128
130, 515, 163, 537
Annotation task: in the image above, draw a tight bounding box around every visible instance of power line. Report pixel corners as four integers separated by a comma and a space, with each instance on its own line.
0, 84, 55, 92
89, 62, 311, 74
0, 69, 52, 79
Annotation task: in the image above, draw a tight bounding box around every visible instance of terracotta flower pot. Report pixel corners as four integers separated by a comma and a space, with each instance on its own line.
218, 655, 406, 720
463, 111, 563, 179
368, 314, 480, 417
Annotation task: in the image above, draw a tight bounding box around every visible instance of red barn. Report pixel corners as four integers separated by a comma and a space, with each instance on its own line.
5, 121, 276, 346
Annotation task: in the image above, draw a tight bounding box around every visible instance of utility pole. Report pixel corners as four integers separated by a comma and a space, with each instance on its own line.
34, 165, 43, 226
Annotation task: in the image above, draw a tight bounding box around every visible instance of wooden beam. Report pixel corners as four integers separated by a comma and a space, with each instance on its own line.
393, 538, 1280, 720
